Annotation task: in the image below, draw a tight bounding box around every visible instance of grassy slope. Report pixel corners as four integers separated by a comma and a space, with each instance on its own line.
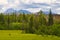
0, 30, 60, 40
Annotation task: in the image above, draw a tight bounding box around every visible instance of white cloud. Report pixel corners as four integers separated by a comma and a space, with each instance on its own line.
20, 0, 31, 4
14, 0, 20, 4
32, 0, 51, 3
56, 8, 60, 10
55, 0, 60, 3
49, 8, 60, 14
0, 0, 60, 13
30, 0, 56, 4
25, 8, 41, 13
18, 0, 56, 4
0, 0, 8, 4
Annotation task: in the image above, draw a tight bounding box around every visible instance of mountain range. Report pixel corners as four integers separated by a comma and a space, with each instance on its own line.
4, 8, 31, 14
4, 8, 56, 14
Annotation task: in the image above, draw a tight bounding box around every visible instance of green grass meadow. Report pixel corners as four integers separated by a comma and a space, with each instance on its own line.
0, 30, 60, 40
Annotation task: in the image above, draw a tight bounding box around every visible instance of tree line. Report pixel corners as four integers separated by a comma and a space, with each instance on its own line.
0, 9, 60, 36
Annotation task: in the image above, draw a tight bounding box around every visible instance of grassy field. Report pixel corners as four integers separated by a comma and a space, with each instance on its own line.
0, 30, 60, 40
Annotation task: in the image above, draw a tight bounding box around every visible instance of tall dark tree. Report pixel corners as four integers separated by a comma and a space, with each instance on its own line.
39, 10, 46, 26
22, 13, 27, 31
7, 13, 10, 29
17, 14, 21, 22
22, 13, 28, 22
23, 13, 26, 22
14, 13, 17, 22
34, 16, 39, 30
48, 9, 54, 26
0, 13, 5, 24
29, 16, 34, 33
11, 13, 16, 22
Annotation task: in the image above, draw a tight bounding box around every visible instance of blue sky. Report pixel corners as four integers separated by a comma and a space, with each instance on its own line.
0, 0, 60, 14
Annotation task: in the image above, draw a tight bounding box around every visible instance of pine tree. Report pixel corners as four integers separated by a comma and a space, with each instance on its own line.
0, 13, 5, 24
23, 13, 26, 22
29, 16, 34, 33
34, 16, 39, 30
48, 9, 53, 26
22, 12, 28, 22
7, 13, 10, 29
14, 13, 16, 22
39, 10, 46, 26
22, 13, 25, 30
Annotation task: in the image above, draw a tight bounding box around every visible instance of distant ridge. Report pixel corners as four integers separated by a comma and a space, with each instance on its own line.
17, 10, 31, 14
4, 8, 31, 14
5, 8, 17, 14
4, 8, 58, 15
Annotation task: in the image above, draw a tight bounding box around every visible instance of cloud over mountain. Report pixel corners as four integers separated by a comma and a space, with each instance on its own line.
0, 0, 60, 14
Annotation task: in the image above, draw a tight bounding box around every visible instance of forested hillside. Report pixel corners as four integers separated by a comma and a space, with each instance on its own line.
0, 10, 60, 37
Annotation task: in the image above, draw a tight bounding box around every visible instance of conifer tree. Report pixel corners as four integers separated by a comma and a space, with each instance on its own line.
22, 12, 28, 22
29, 16, 34, 33
15, 13, 16, 22
23, 13, 26, 22
0, 13, 5, 24
48, 9, 53, 26
39, 10, 46, 26
7, 13, 10, 29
